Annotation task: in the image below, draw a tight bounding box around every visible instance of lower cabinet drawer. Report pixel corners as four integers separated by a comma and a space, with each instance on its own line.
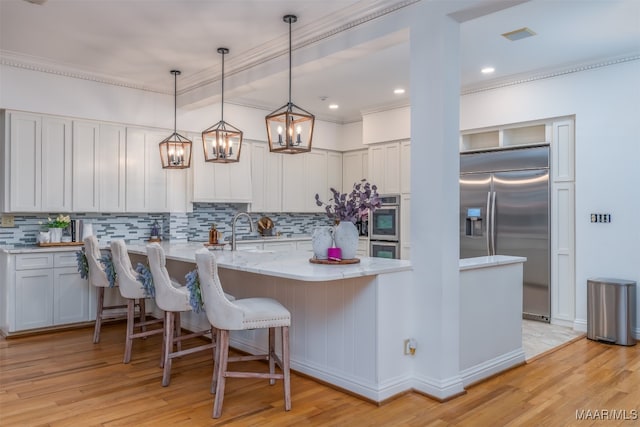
16, 253, 54, 270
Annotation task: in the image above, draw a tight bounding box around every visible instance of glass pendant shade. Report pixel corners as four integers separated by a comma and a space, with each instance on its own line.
160, 70, 192, 169
202, 47, 243, 163
266, 14, 315, 154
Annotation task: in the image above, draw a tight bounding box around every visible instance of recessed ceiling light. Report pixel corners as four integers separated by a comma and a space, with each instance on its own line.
329, 104, 339, 109
394, 88, 405, 95
502, 27, 536, 41
481, 67, 495, 74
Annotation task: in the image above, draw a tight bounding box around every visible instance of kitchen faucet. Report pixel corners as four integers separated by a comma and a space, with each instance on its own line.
231, 212, 255, 251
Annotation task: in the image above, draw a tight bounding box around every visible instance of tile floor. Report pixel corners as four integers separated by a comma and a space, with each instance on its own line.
522, 319, 585, 360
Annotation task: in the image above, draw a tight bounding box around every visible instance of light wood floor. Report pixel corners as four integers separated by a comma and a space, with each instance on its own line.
1, 323, 638, 426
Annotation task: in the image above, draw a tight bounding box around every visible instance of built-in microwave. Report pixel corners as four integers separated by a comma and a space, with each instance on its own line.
370, 195, 400, 242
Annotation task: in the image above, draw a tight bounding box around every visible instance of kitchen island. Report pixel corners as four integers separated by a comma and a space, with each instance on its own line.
126, 241, 414, 402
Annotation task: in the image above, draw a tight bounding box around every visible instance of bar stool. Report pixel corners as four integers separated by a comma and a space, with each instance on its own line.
146, 243, 216, 387
84, 235, 126, 343
110, 240, 164, 364
195, 248, 292, 419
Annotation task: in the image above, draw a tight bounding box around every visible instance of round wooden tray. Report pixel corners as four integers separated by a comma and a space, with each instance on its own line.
204, 243, 227, 250
309, 257, 360, 265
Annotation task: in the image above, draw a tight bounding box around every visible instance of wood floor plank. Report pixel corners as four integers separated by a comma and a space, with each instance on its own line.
1, 323, 639, 426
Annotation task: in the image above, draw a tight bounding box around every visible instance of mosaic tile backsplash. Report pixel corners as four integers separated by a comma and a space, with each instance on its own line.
0, 204, 332, 246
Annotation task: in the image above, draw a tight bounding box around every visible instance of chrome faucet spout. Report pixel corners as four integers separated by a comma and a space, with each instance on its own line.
231, 212, 255, 251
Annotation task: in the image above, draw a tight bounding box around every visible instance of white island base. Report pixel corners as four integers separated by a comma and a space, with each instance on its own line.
459, 255, 527, 387
126, 244, 526, 403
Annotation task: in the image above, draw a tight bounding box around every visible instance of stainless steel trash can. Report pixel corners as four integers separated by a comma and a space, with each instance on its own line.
587, 278, 636, 346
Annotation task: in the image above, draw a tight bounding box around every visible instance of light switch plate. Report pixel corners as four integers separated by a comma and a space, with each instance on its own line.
1, 214, 15, 227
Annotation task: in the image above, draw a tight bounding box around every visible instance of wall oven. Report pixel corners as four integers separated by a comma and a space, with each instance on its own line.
370, 195, 400, 241
369, 194, 401, 259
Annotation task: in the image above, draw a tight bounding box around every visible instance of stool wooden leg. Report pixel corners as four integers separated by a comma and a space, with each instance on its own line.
269, 327, 276, 385
175, 312, 182, 352
159, 311, 166, 368
139, 298, 146, 334
93, 287, 105, 344
213, 329, 229, 419
211, 328, 221, 394
282, 326, 291, 411
124, 299, 135, 363
162, 311, 174, 387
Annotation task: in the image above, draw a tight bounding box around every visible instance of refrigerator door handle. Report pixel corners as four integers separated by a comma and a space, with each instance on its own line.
491, 191, 497, 255
486, 191, 492, 256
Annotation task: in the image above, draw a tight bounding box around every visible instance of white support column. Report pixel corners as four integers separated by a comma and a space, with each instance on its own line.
409, 3, 464, 399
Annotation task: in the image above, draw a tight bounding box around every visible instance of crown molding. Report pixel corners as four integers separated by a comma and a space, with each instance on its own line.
461, 53, 640, 96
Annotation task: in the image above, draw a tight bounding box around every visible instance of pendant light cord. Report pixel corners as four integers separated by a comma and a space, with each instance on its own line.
173, 71, 177, 134
288, 18, 292, 105
221, 50, 225, 122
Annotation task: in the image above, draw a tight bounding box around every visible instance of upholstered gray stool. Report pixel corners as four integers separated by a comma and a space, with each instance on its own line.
110, 240, 164, 364
84, 235, 126, 343
146, 243, 216, 387
195, 248, 291, 418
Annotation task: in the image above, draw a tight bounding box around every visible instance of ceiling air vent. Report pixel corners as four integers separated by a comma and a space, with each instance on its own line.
502, 27, 536, 41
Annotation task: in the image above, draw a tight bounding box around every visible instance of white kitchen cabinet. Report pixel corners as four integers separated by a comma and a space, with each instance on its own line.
357, 238, 369, 258
53, 252, 89, 325
305, 151, 328, 212
368, 141, 401, 195
282, 154, 306, 212
250, 142, 282, 213
282, 150, 330, 212
400, 140, 411, 194
98, 124, 126, 212
193, 139, 253, 203
42, 117, 73, 212
296, 240, 313, 252
327, 151, 342, 202
342, 149, 368, 193
2, 112, 73, 213
2, 250, 91, 335
72, 120, 100, 212
401, 194, 411, 260
126, 127, 180, 212
15, 268, 54, 330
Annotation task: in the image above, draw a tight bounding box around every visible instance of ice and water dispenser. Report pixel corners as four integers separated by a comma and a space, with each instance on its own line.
465, 208, 483, 237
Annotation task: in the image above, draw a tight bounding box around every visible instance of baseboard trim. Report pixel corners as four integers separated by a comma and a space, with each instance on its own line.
459, 348, 526, 387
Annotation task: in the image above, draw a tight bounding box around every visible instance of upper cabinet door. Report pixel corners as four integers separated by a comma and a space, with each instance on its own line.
125, 128, 147, 212
282, 154, 306, 212
400, 140, 411, 194
98, 124, 126, 212
305, 151, 328, 212
41, 117, 72, 212
72, 120, 100, 212
145, 129, 169, 212
326, 151, 342, 206
8, 112, 42, 212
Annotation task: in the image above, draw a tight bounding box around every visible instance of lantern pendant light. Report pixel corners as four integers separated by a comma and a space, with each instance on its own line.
159, 70, 192, 169
202, 48, 243, 163
265, 14, 315, 154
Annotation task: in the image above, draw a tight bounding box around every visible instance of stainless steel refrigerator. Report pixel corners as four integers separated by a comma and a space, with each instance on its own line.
460, 145, 550, 322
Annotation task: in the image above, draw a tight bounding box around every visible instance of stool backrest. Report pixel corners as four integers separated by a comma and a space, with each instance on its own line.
147, 243, 187, 312
195, 249, 243, 330
84, 235, 109, 288
110, 240, 143, 299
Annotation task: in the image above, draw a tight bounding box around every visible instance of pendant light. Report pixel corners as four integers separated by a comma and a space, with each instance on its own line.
159, 70, 192, 169
202, 48, 243, 163
265, 14, 315, 154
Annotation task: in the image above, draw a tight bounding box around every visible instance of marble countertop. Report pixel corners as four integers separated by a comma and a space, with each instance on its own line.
459, 255, 527, 271
126, 241, 412, 282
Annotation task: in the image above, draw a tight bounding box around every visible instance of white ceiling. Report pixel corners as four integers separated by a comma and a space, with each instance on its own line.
1, 0, 639, 123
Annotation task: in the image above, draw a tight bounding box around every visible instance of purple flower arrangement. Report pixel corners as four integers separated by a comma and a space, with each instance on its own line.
315, 179, 381, 223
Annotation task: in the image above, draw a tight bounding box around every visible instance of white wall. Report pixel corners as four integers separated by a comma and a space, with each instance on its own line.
460, 60, 640, 333
362, 106, 410, 144
340, 121, 364, 151
0, 64, 343, 150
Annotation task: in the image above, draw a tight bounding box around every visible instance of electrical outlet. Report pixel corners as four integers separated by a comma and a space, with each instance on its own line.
1, 214, 15, 228
403, 338, 417, 356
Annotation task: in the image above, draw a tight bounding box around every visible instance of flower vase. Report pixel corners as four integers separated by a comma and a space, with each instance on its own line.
311, 226, 334, 260
333, 221, 359, 260
49, 227, 62, 243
